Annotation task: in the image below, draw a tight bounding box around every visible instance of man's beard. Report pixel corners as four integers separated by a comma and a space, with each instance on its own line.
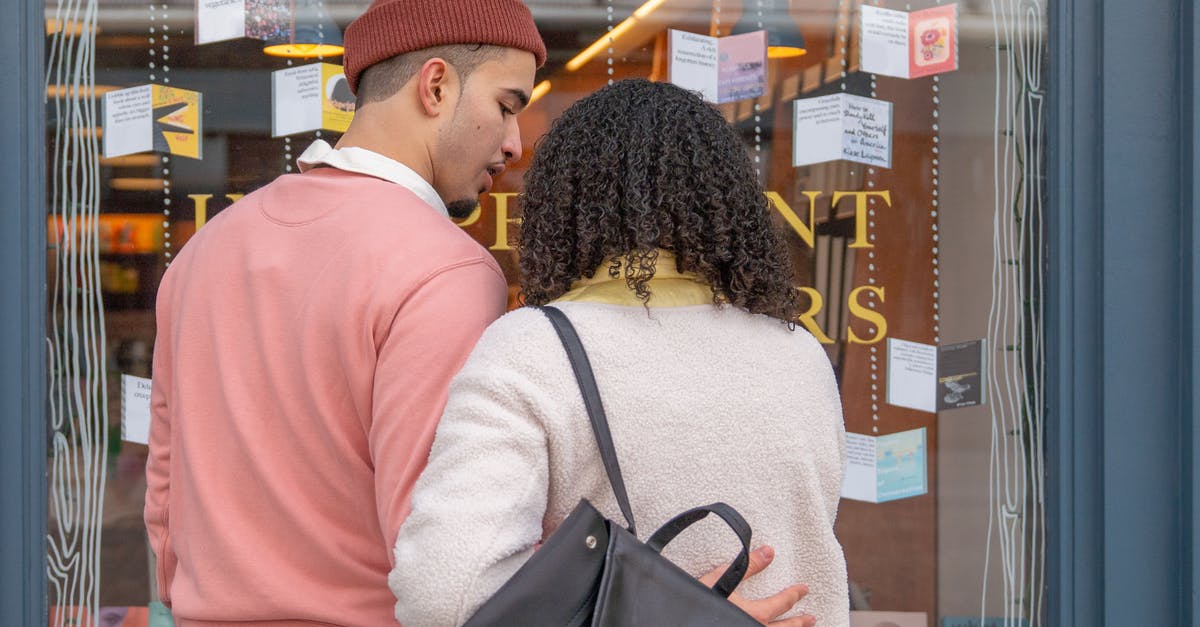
445, 199, 478, 220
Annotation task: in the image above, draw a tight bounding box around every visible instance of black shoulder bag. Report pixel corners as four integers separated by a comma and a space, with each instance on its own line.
462, 305, 761, 627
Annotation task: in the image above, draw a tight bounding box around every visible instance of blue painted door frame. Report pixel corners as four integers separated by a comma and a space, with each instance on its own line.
0, 0, 46, 621
1047, 0, 1198, 625
0, 0, 1196, 624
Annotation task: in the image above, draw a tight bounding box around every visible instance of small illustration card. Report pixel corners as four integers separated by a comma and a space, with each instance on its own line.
668, 29, 767, 104
793, 93, 893, 169
196, 0, 294, 45
842, 427, 928, 503
272, 62, 355, 137
861, 4, 958, 79
937, 339, 986, 410
103, 84, 203, 160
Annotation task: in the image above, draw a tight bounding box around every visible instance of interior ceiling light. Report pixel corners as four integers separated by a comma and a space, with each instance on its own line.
262, 0, 344, 58
566, 0, 667, 72
529, 80, 552, 106
731, 1, 807, 59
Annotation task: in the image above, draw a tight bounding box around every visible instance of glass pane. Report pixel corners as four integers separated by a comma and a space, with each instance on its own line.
44, 0, 1047, 625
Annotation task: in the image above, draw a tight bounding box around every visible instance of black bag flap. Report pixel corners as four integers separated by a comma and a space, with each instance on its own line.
463, 499, 610, 627
591, 525, 761, 627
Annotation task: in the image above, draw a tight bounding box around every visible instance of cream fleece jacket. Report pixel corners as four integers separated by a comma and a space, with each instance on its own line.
390, 300, 849, 626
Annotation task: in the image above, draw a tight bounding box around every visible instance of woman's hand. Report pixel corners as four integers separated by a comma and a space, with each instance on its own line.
698, 545, 817, 627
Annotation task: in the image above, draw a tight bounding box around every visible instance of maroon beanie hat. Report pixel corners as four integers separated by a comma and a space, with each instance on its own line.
342, 0, 547, 94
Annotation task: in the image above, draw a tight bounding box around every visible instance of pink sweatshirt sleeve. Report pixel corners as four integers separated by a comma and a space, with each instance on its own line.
145, 273, 178, 607
370, 257, 507, 559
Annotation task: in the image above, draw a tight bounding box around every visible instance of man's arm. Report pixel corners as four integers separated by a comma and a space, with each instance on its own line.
144, 276, 177, 606
700, 546, 817, 627
369, 258, 508, 558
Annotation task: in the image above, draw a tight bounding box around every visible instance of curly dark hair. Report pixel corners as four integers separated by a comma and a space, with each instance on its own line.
518, 78, 799, 323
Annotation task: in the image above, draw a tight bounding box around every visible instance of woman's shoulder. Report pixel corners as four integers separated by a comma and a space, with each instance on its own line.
462, 306, 563, 368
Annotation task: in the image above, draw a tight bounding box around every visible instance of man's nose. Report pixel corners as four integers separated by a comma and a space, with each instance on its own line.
501, 119, 523, 163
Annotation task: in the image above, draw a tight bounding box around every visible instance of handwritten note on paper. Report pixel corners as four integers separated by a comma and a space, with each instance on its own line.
121, 374, 153, 445
793, 94, 893, 168
861, 3, 959, 79
196, 0, 247, 45
103, 85, 153, 158
886, 338, 938, 413
841, 94, 893, 168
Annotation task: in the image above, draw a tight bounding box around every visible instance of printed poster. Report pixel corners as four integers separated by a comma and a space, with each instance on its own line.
103, 84, 203, 159
793, 93, 892, 168
841, 427, 928, 503
272, 62, 355, 137
861, 4, 959, 79
668, 29, 766, 104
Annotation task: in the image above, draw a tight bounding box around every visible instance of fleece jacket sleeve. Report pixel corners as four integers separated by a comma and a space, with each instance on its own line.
389, 316, 553, 627
370, 257, 507, 564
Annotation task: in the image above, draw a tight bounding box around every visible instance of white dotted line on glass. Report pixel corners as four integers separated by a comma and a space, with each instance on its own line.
606, 0, 615, 84
753, 0, 764, 180
865, 1, 880, 432
932, 74, 941, 344
284, 43, 294, 171
314, 0, 326, 152
933, 0, 944, 344
151, 4, 174, 263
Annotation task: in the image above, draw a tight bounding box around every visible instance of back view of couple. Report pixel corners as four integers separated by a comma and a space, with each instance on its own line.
145, 1, 848, 626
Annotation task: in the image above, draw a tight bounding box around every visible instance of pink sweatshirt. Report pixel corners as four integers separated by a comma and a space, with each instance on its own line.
145, 166, 507, 626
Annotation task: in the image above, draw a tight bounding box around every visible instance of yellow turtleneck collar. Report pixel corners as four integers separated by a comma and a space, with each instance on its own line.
551, 250, 717, 308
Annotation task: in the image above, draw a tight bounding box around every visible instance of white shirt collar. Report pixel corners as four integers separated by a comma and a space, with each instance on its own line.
296, 140, 448, 218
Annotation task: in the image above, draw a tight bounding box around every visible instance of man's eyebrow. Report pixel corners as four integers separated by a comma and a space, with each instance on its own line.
505, 88, 531, 108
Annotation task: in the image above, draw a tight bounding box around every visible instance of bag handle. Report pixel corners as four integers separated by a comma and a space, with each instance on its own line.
645, 502, 752, 598
540, 306, 637, 537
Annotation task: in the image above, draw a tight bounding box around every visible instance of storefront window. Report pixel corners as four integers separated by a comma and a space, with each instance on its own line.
44, 0, 1047, 625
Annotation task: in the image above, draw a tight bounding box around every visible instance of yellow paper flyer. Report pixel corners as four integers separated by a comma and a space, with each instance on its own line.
321, 63, 354, 133
151, 84, 203, 160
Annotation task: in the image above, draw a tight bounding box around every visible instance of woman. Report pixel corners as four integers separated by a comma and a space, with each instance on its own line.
390, 79, 848, 626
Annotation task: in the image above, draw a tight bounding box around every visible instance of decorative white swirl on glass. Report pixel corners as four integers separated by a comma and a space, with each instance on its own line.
984, 1, 1046, 624
45, 0, 107, 620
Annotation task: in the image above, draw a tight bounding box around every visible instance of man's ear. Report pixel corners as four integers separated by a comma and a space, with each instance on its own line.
416, 58, 456, 117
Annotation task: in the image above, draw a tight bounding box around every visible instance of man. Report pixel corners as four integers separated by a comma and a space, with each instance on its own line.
146, 1, 541, 623
146, 1, 811, 624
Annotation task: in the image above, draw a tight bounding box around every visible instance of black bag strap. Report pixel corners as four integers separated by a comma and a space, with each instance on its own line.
540, 305, 637, 537
645, 502, 753, 598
